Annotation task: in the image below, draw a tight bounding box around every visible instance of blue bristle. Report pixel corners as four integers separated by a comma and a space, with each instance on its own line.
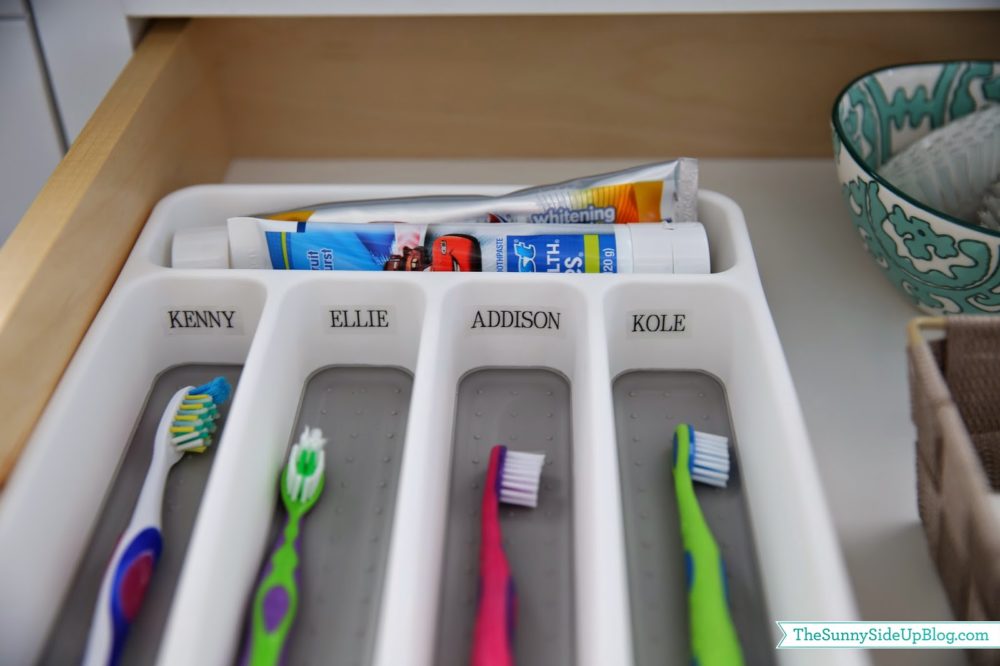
495, 445, 507, 495
688, 428, 696, 476
720, 556, 730, 603
672, 429, 680, 470
191, 376, 232, 405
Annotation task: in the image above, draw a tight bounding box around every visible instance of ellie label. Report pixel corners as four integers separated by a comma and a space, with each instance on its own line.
328, 307, 393, 331
166, 308, 242, 334
628, 311, 689, 336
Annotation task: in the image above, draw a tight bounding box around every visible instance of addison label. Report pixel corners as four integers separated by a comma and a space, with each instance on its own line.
166, 308, 243, 334
470, 308, 563, 333
628, 310, 689, 336
327, 307, 394, 331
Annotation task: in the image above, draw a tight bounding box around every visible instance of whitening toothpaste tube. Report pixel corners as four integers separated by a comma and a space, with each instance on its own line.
172, 216, 710, 273
259, 160, 698, 225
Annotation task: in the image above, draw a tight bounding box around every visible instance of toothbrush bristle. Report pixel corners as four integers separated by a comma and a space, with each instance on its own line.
171, 376, 233, 452
498, 448, 546, 508
690, 429, 731, 488
191, 376, 232, 405
286, 426, 327, 503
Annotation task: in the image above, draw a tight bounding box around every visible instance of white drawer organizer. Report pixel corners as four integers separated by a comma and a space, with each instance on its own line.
0, 184, 866, 666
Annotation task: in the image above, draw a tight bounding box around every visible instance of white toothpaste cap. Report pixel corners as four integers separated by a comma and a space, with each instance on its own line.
171, 225, 230, 269
628, 222, 710, 274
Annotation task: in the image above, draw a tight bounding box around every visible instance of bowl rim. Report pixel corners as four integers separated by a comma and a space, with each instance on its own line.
831, 59, 1000, 239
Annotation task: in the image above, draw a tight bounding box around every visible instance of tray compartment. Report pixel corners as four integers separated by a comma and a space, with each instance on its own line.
435, 367, 574, 666
374, 278, 628, 666
612, 370, 771, 666
246, 365, 414, 666
39, 364, 243, 665
0, 277, 265, 666
156, 277, 426, 666
603, 280, 864, 666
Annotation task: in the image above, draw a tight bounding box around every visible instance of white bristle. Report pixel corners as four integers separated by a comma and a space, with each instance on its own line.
173, 437, 208, 451
499, 450, 546, 508
170, 431, 203, 446
284, 426, 328, 502
691, 429, 731, 489
285, 443, 304, 498
302, 450, 325, 499
299, 425, 328, 451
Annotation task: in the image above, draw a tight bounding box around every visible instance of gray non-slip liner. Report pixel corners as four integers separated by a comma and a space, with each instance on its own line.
246, 365, 413, 666
435, 369, 574, 666
39, 364, 242, 666
613, 370, 772, 666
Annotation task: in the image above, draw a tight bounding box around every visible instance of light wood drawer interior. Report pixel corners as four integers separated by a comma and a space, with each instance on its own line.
0, 13, 998, 483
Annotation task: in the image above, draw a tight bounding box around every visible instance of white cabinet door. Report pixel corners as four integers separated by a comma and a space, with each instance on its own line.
0, 1, 25, 17
0, 18, 63, 245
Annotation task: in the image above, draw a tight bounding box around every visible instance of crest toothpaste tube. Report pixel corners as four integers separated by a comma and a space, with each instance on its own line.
172, 217, 710, 274
256, 160, 698, 225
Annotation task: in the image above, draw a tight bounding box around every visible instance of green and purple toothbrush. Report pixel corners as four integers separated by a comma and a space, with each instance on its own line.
242, 426, 326, 666
673, 423, 744, 666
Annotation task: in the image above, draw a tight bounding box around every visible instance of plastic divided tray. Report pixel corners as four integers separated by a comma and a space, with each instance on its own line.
0, 184, 865, 666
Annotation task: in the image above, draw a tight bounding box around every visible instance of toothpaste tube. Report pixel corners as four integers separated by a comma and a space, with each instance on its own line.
172, 217, 710, 273
259, 160, 698, 225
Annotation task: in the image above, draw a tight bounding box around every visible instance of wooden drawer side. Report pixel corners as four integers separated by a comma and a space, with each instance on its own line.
190, 13, 1000, 160
0, 20, 229, 486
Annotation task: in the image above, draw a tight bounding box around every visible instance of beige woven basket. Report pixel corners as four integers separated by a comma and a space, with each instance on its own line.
908, 315, 1000, 665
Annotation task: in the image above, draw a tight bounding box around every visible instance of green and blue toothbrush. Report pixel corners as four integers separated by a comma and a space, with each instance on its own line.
673, 423, 745, 666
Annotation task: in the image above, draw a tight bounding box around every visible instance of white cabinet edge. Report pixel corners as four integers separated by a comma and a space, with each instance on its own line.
0, 0, 25, 19
0, 19, 63, 244
30, 0, 135, 143
121, 0, 1000, 15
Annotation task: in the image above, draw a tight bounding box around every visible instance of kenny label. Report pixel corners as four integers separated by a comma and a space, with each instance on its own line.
470, 308, 563, 332
166, 308, 243, 334
327, 307, 394, 331
628, 311, 689, 336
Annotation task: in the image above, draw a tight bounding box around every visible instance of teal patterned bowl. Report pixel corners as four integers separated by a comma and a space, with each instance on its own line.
832, 61, 1000, 314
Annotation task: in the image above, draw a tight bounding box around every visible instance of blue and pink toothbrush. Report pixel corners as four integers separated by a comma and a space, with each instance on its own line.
82, 377, 231, 666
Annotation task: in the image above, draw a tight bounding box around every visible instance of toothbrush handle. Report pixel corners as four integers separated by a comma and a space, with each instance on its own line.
244, 513, 302, 666
673, 430, 744, 666
82, 456, 170, 666
472, 446, 517, 666
82, 518, 164, 666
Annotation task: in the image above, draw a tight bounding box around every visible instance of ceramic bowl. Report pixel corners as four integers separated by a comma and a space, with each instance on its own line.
832, 61, 1000, 314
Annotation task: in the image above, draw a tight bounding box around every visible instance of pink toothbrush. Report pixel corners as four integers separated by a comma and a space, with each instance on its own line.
472, 445, 545, 666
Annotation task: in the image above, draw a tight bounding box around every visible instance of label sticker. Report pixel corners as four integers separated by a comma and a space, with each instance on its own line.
327, 306, 395, 332
165, 308, 244, 335
500, 233, 617, 273
627, 310, 689, 336
469, 308, 564, 335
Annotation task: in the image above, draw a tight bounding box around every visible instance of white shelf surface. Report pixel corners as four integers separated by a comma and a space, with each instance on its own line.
224, 157, 959, 666
125, 0, 999, 15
